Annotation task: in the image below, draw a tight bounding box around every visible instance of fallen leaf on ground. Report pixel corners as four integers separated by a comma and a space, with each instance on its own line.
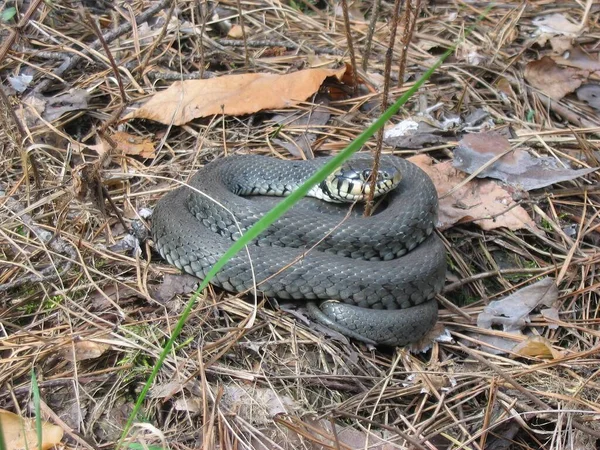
512, 336, 565, 359
553, 47, 600, 74
576, 84, 600, 111
125, 67, 347, 125
251, 415, 400, 450
532, 13, 583, 37
454, 132, 597, 190
409, 155, 536, 231
477, 278, 558, 332
18, 89, 89, 127
73, 131, 155, 159
221, 385, 297, 425
60, 339, 110, 361
475, 278, 560, 355
0, 409, 63, 450
524, 56, 589, 100
110, 131, 156, 158
149, 273, 199, 303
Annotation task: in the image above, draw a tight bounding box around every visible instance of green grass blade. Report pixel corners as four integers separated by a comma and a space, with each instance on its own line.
31, 369, 42, 450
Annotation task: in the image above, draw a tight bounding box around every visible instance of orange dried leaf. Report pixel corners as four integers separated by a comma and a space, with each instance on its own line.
125, 67, 347, 125
60, 340, 110, 361
227, 24, 244, 38
512, 336, 564, 360
0, 409, 63, 450
111, 131, 156, 158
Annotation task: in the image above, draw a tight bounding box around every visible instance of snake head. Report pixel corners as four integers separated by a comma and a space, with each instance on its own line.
320, 160, 402, 203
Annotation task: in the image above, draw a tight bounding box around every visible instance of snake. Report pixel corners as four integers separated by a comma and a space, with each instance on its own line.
152, 154, 446, 346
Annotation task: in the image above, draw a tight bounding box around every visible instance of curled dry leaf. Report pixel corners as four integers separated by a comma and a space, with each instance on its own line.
532, 13, 583, 37
125, 67, 347, 125
475, 278, 561, 356
60, 339, 110, 361
18, 88, 89, 127
576, 84, 600, 111
454, 132, 597, 191
74, 132, 156, 159
227, 24, 244, 38
0, 408, 63, 450
524, 56, 589, 101
409, 155, 535, 231
512, 336, 565, 359
221, 385, 297, 425
477, 278, 558, 332
250, 416, 399, 450
553, 47, 600, 75
110, 131, 156, 158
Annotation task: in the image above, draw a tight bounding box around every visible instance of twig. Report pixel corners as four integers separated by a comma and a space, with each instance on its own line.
0, 193, 76, 293
364, 0, 402, 216
33, 0, 173, 94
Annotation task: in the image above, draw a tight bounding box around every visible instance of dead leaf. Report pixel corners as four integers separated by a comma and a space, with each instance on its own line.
149, 381, 185, 399
532, 13, 583, 37
512, 336, 564, 359
524, 56, 589, 101
18, 89, 89, 127
221, 385, 297, 425
576, 84, 600, 110
110, 131, 156, 158
61, 339, 110, 361
8, 74, 33, 93
149, 273, 199, 303
74, 132, 155, 159
409, 155, 536, 231
454, 131, 597, 190
125, 67, 347, 125
554, 47, 600, 74
0, 409, 63, 450
174, 397, 202, 413
250, 416, 400, 450
473, 278, 559, 356
227, 24, 244, 38
477, 278, 558, 333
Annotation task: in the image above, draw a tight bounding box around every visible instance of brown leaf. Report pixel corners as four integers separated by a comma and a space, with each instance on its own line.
532, 13, 583, 36
0, 409, 63, 450
409, 155, 536, 231
60, 339, 110, 361
125, 67, 347, 125
524, 56, 589, 101
477, 278, 558, 333
110, 131, 156, 158
553, 47, 600, 74
454, 131, 597, 190
512, 336, 564, 360
227, 24, 244, 38
149, 273, 199, 303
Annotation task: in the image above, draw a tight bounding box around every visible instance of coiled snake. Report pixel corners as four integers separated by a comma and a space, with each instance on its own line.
152, 154, 446, 346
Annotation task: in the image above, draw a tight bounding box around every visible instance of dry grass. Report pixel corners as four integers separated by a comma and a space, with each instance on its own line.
1, 1, 600, 449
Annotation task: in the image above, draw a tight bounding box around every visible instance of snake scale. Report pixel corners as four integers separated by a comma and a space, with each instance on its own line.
152, 154, 447, 346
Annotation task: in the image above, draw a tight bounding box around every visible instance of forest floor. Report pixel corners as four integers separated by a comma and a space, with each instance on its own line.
1, 0, 600, 449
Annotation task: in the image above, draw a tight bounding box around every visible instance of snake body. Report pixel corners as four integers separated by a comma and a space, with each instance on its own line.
152, 154, 446, 346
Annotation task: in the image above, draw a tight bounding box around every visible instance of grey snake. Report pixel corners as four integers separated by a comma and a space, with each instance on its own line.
152, 154, 446, 346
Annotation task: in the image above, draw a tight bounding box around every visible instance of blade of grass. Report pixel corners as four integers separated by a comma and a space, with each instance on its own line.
31, 369, 42, 450
118, 6, 493, 447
